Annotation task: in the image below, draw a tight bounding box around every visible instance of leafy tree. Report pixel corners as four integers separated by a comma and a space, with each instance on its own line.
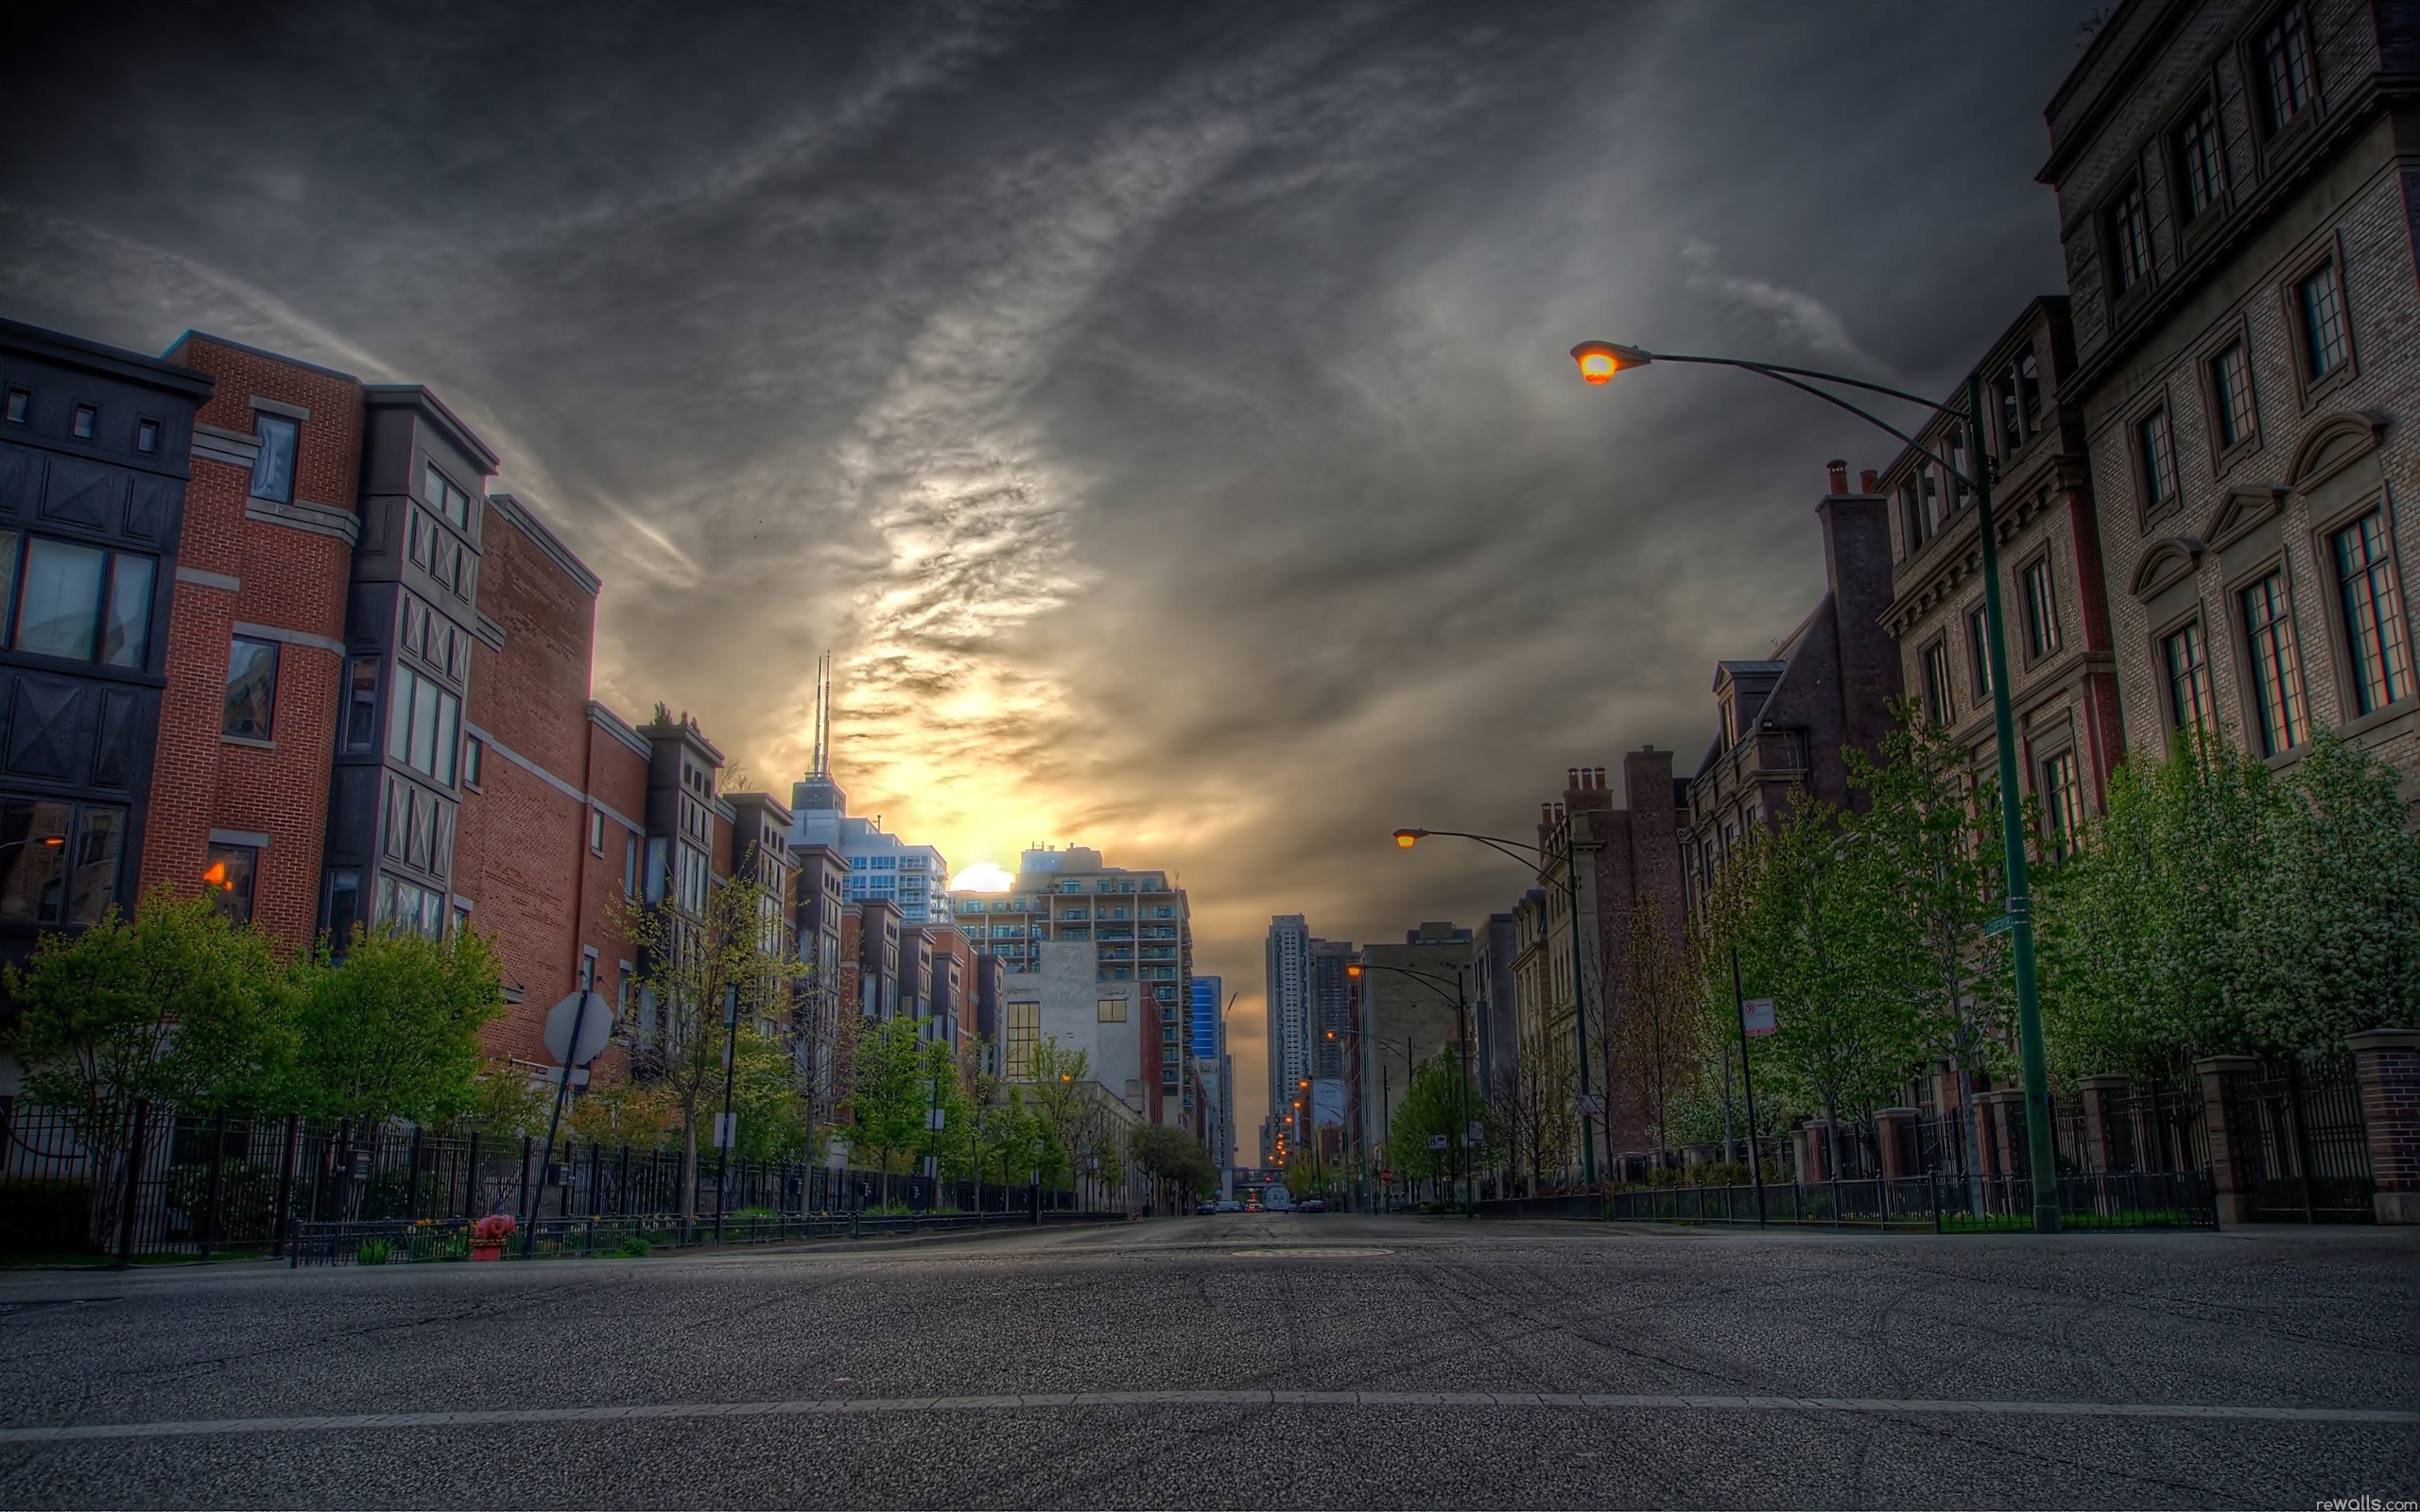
914, 1032, 971, 1180
1130, 1125, 1218, 1201
567, 1075, 680, 1148
6, 886, 292, 1141
1495, 1012, 1576, 1195
730, 1028, 816, 1161
461, 1064, 553, 1138
2236, 730, 2420, 1058
845, 1016, 927, 1176
2037, 730, 2276, 1081
1612, 889, 1698, 1157
614, 869, 806, 1221
287, 924, 503, 1126
1387, 1056, 1477, 1196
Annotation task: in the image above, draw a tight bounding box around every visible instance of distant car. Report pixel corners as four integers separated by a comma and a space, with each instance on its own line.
1242, 1194, 1265, 1211
1197, 1200, 1219, 1214
1300, 1198, 1326, 1212
1216, 1199, 1243, 1213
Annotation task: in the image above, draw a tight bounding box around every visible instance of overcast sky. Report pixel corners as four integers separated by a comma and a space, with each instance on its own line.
2, 0, 2100, 1149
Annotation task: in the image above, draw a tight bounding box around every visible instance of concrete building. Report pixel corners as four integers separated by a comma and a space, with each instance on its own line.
1190, 974, 1233, 1188
2040, 0, 2418, 791
958, 845, 1194, 1127
1876, 304, 2125, 854
1354, 921, 1475, 1182
997, 939, 1161, 1119
0, 319, 212, 972
1686, 477, 1902, 897
1469, 908, 1521, 1095
1264, 914, 1312, 1136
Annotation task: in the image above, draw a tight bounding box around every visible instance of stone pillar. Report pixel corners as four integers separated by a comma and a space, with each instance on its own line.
1876, 1108, 1919, 1180
2345, 1029, 2420, 1226
1798, 1122, 1829, 1183
2196, 1055, 2259, 1227
2077, 1074, 2130, 1174
1979, 1090, 2025, 1180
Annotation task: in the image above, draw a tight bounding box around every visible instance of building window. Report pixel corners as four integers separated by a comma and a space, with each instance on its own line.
325, 867, 362, 948
0, 798, 124, 926
135, 419, 160, 455
1965, 605, 1995, 699
250, 413, 298, 504
1005, 1002, 1042, 1078
71, 404, 96, 441
2209, 343, 2257, 451
2256, 3, 2315, 135
386, 663, 460, 785
2296, 261, 2349, 381
3, 389, 26, 425
2173, 99, 2225, 222
1098, 997, 1129, 1023
223, 635, 279, 740
616, 962, 634, 1012
2106, 180, 2152, 295
461, 734, 484, 789
2162, 622, 2216, 735
8, 535, 156, 668
341, 657, 379, 754
2241, 568, 2308, 756
589, 808, 606, 855
2136, 408, 2178, 514
374, 873, 446, 939
201, 843, 258, 925
423, 461, 473, 531
2333, 509, 2411, 715
579, 949, 597, 991
2021, 557, 2061, 661
2039, 748, 2085, 859
624, 831, 641, 896
1920, 640, 1954, 725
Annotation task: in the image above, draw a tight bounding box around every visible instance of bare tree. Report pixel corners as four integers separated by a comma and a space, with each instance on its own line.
1613, 889, 1701, 1161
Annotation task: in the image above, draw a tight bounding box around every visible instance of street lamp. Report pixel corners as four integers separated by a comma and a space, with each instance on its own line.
1349, 959, 1477, 1215
1567, 339, 2060, 1232
1392, 826, 1600, 1187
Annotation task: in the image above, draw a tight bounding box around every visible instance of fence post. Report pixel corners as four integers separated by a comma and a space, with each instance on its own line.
462, 1131, 479, 1219
406, 1125, 424, 1224
2195, 1055, 2259, 1226
2285, 1058, 2317, 1225
115, 1100, 150, 1269
199, 1108, 228, 1263
272, 1113, 300, 1260
2346, 1028, 2420, 1225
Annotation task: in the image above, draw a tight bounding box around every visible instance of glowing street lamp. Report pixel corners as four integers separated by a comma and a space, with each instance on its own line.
1567, 336, 2062, 1232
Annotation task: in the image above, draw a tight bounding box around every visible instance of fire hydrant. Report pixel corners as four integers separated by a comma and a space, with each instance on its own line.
469, 1212, 517, 1262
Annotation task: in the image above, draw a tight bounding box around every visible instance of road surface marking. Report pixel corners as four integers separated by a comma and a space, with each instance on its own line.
1227, 1247, 1393, 1257
0, 1392, 2410, 1444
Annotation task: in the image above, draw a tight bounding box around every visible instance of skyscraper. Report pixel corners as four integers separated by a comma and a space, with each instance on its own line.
786, 653, 951, 923
1265, 916, 1311, 1142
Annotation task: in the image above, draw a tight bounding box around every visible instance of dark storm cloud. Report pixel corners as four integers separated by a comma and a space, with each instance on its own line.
0, 0, 2102, 1139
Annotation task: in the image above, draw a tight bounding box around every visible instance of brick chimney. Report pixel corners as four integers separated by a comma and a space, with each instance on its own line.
1825, 458, 1849, 494
1858, 468, 1881, 493
1815, 485, 1905, 763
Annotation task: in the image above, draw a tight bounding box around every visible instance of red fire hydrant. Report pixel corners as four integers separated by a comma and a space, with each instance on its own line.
470, 1212, 517, 1262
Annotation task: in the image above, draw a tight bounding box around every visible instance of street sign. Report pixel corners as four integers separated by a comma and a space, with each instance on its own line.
541, 990, 613, 1067
713, 1112, 737, 1149
825, 1138, 849, 1173
1739, 998, 1777, 1037
925, 1108, 946, 1131
1466, 1122, 1485, 1143
1984, 913, 2017, 937
1427, 1135, 1448, 1150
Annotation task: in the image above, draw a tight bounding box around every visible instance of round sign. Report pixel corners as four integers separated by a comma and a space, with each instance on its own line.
543, 989, 613, 1066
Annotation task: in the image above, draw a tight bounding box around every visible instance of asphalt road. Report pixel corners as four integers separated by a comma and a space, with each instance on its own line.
0, 1213, 2412, 1509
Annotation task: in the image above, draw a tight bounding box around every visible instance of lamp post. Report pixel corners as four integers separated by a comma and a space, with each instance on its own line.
1567, 339, 2060, 1232
1348, 960, 1476, 1215
1392, 826, 1600, 1187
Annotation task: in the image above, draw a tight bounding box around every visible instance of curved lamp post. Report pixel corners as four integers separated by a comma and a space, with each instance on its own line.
1392, 826, 1601, 1187
1348, 959, 1476, 1215
1568, 339, 2060, 1233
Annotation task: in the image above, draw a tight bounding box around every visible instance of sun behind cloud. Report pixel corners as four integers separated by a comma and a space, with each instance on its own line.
951, 860, 1016, 893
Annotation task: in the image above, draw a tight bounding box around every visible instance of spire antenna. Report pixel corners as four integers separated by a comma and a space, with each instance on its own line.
810, 650, 832, 780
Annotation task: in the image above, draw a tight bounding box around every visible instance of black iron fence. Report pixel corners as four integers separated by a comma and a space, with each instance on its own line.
2219, 1058, 2376, 1223
1604, 1169, 2217, 1230
0, 1097, 1099, 1266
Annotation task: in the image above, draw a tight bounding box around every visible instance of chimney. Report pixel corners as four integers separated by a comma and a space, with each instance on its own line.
1858, 468, 1880, 494
1565, 767, 1581, 791
1815, 486, 1906, 764
1825, 458, 1849, 494
1592, 765, 1607, 789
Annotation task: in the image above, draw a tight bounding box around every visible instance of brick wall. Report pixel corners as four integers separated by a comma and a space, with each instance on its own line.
142, 336, 361, 950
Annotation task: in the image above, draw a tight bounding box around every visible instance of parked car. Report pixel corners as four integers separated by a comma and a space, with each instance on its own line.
1216, 1199, 1243, 1212
1197, 1200, 1220, 1214
1299, 1198, 1326, 1212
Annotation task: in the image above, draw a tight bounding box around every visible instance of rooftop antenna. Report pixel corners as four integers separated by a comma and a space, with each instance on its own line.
809, 650, 832, 780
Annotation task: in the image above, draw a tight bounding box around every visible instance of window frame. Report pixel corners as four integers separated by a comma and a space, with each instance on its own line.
2018, 552, 2063, 665
1917, 635, 1955, 726
2101, 175, 2154, 304
2234, 558, 2309, 759
1964, 602, 1996, 702
2201, 332, 2261, 469
222, 633, 281, 744
2285, 248, 2355, 401
2035, 743, 2087, 861
2157, 613, 2218, 745
202, 841, 260, 927
249, 412, 299, 504
2133, 401, 2182, 524
2247, 1, 2320, 148
0, 794, 128, 927
2323, 503, 2414, 723
3, 388, 26, 426
1, 530, 159, 672
2166, 90, 2229, 232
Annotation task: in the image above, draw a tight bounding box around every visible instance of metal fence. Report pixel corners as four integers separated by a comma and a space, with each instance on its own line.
2219, 1058, 2376, 1223
286, 1207, 1123, 1267
0, 1097, 1098, 1265
1604, 1169, 2217, 1230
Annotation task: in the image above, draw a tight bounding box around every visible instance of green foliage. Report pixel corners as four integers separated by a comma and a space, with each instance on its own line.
461, 1065, 554, 1138
845, 1017, 928, 1173
287, 924, 503, 1126
1129, 1125, 1218, 1198
729, 1029, 814, 1161
5, 886, 292, 1151
1387, 1056, 1480, 1187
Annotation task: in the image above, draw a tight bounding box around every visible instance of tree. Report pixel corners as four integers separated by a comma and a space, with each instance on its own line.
730, 1028, 816, 1161
567, 1075, 680, 1148
1497, 1012, 1577, 1194
845, 1017, 926, 1177
1024, 1037, 1092, 1192
2236, 730, 2420, 1059
287, 924, 503, 1127
2037, 730, 2276, 1082
1130, 1125, 1218, 1204
6, 885, 291, 1136
1387, 1056, 1475, 1198
614, 870, 806, 1222
1612, 889, 1698, 1159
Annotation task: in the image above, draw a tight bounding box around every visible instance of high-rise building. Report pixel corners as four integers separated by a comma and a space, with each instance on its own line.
1190, 974, 1232, 1190
959, 845, 1194, 1126
1264, 916, 1311, 1143
786, 653, 951, 924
